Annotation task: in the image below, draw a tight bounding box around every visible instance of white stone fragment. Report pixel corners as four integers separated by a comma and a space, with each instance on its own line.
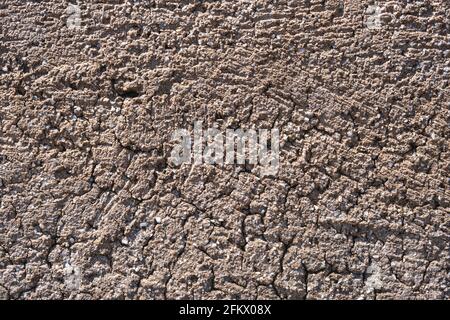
139, 222, 148, 228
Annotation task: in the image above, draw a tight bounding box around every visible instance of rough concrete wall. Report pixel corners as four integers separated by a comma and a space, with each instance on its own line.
0, 0, 448, 299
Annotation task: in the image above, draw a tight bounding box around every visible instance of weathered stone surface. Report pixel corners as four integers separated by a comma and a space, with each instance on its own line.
0, 1, 448, 299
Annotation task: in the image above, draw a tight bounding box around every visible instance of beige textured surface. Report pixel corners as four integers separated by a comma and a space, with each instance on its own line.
0, 0, 449, 299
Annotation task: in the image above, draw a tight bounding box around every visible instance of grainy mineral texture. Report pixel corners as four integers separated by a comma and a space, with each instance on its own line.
0, 0, 449, 300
